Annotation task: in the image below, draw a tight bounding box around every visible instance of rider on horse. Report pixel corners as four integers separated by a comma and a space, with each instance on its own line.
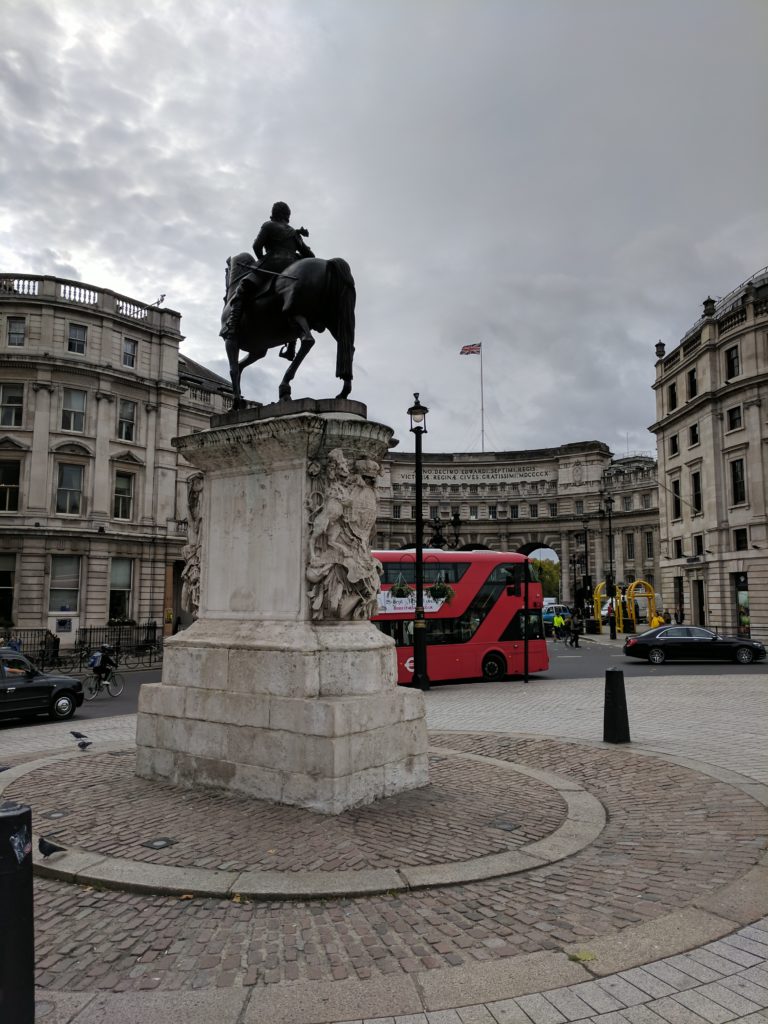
221, 202, 314, 361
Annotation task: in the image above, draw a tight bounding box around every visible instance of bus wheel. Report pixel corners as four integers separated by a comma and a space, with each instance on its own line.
482, 653, 506, 681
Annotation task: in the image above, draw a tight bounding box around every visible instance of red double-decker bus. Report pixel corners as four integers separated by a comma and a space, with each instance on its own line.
372, 549, 548, 684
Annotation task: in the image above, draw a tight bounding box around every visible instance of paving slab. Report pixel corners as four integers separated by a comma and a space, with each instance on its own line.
562, 911, 741, 978
416, 953, 590, 1010
68, 988, 250, 1023
693, 867, 768, 926
240, 974, 422, 1023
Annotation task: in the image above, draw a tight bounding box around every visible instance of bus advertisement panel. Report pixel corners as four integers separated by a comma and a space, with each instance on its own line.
372, 550, 548, 684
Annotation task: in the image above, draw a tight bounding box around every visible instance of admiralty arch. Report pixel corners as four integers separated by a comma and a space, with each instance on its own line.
374, 442, 660, 605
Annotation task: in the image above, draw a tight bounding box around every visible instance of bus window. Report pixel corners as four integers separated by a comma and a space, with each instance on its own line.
500, 610, 544, 641
379, 561, 470, 585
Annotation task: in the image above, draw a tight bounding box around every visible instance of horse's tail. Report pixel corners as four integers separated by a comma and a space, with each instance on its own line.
326, 258, 356, 381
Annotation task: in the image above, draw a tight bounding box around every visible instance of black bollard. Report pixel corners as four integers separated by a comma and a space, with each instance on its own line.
603, 668, 631, 743
0, 801, 35, 1024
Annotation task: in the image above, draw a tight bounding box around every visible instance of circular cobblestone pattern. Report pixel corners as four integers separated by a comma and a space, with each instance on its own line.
25, 733, 768, 993
13, 748, 567, 871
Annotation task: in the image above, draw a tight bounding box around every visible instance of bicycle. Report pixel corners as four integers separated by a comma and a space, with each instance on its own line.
122, 641, 163, 669
83, 667, 125, 701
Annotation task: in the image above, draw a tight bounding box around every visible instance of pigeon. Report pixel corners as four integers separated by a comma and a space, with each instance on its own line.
39, 837, 67, 858
70, 731, 89, 740
77, 740, 92, 751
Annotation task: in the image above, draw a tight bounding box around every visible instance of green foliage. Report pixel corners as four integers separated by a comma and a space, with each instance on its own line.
428, 581, 455, 603
531, 558, 560, 598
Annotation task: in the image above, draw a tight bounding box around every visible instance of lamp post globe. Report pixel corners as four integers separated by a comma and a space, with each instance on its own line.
408, 393, 430, 691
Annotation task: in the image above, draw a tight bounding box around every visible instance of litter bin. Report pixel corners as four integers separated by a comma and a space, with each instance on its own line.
0, 801, 35, 1023
585, 618, 599, 634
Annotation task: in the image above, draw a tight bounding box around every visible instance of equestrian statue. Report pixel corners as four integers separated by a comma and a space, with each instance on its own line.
220, 201, 356, 408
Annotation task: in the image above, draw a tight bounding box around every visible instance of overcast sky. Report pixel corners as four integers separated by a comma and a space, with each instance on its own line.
2, 0, 766, 457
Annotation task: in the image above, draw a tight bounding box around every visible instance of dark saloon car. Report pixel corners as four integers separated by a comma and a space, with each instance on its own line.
0, 648, 84, 722
623, 626, 766, 665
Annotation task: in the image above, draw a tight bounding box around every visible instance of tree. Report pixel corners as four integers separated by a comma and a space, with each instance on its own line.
532, 558, 560, 598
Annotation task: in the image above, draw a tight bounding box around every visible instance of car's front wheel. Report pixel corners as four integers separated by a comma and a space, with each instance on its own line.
49, 691, 77, 721
482, 653, 506, 680
648, 647, 666, 665
735, 646, 754, 665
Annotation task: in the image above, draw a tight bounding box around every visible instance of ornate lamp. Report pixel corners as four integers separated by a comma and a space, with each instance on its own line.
408, 394, 430, 690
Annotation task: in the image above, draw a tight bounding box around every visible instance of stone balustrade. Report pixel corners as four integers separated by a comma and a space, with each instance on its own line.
0, 273, 177, 331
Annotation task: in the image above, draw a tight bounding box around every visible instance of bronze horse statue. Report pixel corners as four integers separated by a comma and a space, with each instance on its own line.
220, 252, 356, 408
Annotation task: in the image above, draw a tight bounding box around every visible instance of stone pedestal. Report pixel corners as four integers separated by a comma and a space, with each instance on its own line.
136, 400, 428, 814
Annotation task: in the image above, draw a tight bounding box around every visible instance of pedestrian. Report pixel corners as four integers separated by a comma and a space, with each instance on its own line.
650, 611, 665, 629
569, 609, 583, 647
674, 606, 685, 625
663, 609, 672, 624
552, 611, 565, 642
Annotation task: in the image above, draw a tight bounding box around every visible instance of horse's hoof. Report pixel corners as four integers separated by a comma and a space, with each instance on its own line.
279, 385, 291, 401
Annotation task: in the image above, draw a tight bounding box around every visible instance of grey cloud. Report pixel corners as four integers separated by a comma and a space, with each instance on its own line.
1, 0, 765, 456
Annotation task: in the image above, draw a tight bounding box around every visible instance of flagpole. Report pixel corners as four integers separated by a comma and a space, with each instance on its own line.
480, 343, 485, 453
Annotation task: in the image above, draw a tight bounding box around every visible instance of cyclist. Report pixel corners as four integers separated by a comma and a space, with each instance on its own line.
90, 644, 117, 683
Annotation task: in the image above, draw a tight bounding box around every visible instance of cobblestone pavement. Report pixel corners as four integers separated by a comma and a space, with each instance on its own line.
7, 749, 566, 870
24, 731, 765, 994
3, 661, 768, 1023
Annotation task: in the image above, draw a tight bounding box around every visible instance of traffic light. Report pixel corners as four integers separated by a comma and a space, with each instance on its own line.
606, 575, 616, 598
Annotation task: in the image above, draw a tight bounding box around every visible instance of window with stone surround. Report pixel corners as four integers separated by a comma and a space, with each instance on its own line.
113, 472, 134, 520
56, 464, 84, 515
7, 317, 25, 347
67, 323, 87, 355
671, 479, 681, 519
0, 383, 23, 427
61, 388, 86, 432
726, 406, 742, 431
725, 345, 740, 379
118, 399, 137, 441
109, 558, 133, 620
730, 458, 746, 505
691, 470, 702, 514
49, 555, 80, 612
122, 338, 137, 368
0, 462, 20, 512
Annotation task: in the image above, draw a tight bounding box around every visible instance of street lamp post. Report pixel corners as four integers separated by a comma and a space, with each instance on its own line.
601, 494, 616, 639
582, 518, 591, 618
408, 394, 430, 691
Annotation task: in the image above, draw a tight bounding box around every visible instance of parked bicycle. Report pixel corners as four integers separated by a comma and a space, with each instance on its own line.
83, 666, 125, 701
122, 641, 163, 669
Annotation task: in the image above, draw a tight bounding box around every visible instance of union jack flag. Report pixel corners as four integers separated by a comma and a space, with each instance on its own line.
460, 343, 481, 355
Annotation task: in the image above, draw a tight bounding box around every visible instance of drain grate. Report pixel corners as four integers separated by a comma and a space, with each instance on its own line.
40, 810, 68, 820
140, 837, 177, 850
489, 818, 520, 833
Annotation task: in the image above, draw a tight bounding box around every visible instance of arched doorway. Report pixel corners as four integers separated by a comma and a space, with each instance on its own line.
518, 543, 561, 602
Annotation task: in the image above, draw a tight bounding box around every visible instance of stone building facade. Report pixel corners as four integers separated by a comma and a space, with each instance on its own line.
375, 443, 660, 605
650, 267, 768, 637
0, 273, 231, 639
